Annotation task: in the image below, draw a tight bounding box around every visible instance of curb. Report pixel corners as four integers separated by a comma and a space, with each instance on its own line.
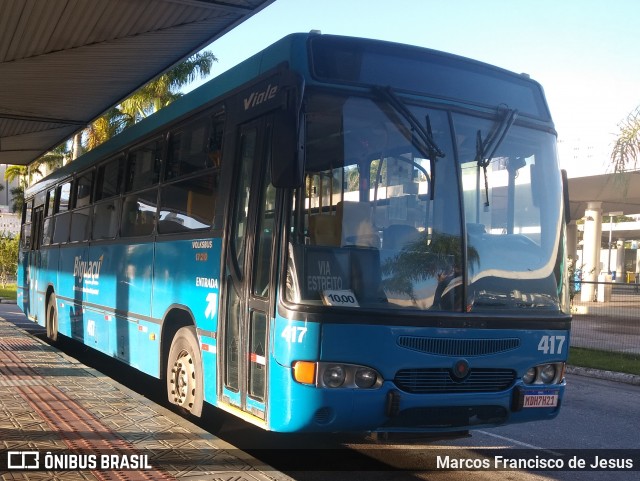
567, 365, 640, 386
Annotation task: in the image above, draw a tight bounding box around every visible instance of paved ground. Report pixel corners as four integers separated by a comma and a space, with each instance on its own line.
0, 303, 291, 481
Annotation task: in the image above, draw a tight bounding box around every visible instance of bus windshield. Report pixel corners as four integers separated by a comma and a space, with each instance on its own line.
285, 91, 566, 315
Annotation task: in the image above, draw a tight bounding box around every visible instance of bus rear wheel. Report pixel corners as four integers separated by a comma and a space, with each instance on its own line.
166, 326, 203, 417
46, 294, 58, 343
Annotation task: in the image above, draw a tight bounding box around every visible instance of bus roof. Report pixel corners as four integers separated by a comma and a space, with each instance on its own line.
26, 32, 552, 197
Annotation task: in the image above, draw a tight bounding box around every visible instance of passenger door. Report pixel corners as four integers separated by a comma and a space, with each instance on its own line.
27, 205, 45, 320
220, 117, 276, 421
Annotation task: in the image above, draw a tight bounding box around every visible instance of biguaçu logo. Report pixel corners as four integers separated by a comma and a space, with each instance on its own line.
73, 255, 104, 282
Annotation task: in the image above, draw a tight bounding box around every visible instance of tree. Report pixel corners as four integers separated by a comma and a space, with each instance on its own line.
4, 143, 68, 216
611, 105, 640, 172
0, 234, 18, 288
83, 106, 133, 152
5, 165, 28, 216
381, 231, 479, 303
81, 51, 217, 154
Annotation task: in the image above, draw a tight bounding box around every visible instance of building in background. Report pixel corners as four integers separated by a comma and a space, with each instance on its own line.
557, 136, 613, 178
0, 208, 20, 237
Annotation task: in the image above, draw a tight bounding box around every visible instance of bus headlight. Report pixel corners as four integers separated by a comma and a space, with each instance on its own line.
322, 365, 346, 388
539, 364, 557, 384
522, 367, 537, 384
522, 362, 564, 385
355, 368, 378, 388
309, 362, 383, 389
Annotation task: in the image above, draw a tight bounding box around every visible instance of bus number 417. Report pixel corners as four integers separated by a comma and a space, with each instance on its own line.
537, 335, 566, 355
282, 325, 307, 343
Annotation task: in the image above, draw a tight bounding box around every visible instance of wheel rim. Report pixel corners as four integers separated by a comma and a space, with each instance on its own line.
170, 348, 196, 410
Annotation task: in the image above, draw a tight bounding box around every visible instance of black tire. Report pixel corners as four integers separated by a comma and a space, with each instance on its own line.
46, 293, 58, 343
166, 326, 204, 417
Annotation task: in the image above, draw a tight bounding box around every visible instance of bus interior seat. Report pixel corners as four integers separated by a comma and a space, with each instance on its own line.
383, 224, 420, 250
309, 214, 340, 246
336, 201, 379, 248
137, 211, 155, 235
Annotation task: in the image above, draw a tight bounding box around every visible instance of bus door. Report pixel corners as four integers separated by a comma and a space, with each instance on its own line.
220, 117, 276, 421
28, 205, 45, 320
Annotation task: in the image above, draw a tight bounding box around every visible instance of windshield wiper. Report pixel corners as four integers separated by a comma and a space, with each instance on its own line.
475, 108, 518, 207
373, 86, 445, 161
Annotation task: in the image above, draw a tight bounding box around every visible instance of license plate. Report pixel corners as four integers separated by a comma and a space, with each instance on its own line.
523, 390, 559, 408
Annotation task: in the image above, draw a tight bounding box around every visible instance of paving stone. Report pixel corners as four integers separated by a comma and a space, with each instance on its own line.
0, 316, 291, 481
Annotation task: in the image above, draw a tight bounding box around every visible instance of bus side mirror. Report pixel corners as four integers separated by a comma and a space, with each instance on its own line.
271, 106, 303, 188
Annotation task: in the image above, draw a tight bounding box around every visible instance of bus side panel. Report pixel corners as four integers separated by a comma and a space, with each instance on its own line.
84, 242, 160, 377
200, 334, 217, 404
56, 244, 89, 341
153, 237, 221, 401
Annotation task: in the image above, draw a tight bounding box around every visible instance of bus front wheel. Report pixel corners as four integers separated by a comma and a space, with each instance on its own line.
166, 326, 204, 417
46, 294, 58, 343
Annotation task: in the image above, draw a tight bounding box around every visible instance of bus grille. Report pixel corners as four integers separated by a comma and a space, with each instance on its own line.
397, 336, 520, 356
394, 368, 516, 393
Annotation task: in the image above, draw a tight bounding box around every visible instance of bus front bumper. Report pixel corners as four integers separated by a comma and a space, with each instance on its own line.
270, 380, 565, 433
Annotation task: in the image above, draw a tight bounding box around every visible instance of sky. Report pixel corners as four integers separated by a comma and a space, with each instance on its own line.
189, 0, 640, 178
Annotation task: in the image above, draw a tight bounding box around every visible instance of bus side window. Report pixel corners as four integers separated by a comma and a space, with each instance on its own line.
21, 223, 32, 250
121, 190, 158, 237
70, 172, 94, 242
93, 199, 121, 240
158, 173, 218, 234
126, 139, 162, 192
166, 116, 221, 180
52, 182, 72, 244
21, 198, 34, 250
93, 156, 124, 240
95, 156, 124, 201
42, 188, 56, 246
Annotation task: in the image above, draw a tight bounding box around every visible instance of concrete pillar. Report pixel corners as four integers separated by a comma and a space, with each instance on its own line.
616, 240, 625, 282
580, 201, 602, 302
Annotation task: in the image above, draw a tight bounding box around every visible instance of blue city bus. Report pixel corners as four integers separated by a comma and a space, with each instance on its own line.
17, 32, 570, 433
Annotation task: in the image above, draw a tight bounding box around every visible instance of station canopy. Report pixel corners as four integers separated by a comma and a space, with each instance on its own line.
0, 0, 274, 166
568, 173, 640, 222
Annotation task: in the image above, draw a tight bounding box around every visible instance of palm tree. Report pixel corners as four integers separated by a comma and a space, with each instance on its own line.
381, 231, 479, 303
611, 105, 640, 172
5, 165, 27, 215
84, 107, 133, 152
4, 143, 68, 215
80, 51, 217, 155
